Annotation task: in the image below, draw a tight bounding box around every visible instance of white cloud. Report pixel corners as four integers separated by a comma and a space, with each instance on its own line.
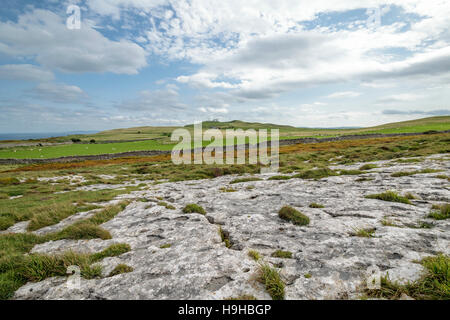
327, 91, 361, 99
0, 9, 147, 74
30, 82, 87, 104
0, 64, 54, 82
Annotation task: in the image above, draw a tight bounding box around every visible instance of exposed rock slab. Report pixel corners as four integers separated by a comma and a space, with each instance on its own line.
14, 154, 450, 300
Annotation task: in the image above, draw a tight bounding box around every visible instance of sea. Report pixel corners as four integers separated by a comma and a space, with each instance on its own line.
0, 131, 98, 141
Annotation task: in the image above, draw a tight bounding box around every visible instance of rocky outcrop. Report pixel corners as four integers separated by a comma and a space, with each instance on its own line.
13, 154, 450, 300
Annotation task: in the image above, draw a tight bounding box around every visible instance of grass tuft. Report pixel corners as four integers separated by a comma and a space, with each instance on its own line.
248, 250, 261, 261
271, 250, 293, 259
108, 264, 133, 277
351, 227, 376, 238
278, 206, 310, 226
230, 177, 262, 184
365, 191, 412, 205
428, 204, 450, 220
359, 164, 378, 170
365, 254, 449, 300
258, 264, 285, 300
182, 203, 206, 215
309, 202, 324, 208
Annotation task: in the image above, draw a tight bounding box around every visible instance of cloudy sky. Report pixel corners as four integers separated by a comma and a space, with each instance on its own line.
0, 0, 449, 132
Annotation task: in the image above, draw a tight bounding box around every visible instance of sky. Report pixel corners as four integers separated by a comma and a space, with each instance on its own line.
0, 0, 449, 133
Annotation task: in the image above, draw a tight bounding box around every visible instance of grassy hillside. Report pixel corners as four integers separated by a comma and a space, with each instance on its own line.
0, 116, 448, 159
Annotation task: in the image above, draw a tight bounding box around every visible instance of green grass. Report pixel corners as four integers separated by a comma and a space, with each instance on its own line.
309, 203, 324, 208
292, 168, 337, 180
278, 206, 310, 226
428, 204, 450, 220
268, 175, 291, 181
160, 243, 172, 249
3, 116, 448, 159
0, 243, 130, 300
108, 264, 133, 277
365, 191, 412, 205
391, 169, 442, 177
271, 250, 293, 259
158, 201, 176, 210
182, 203, 206, 215
359, 164, 378, 170
218, 227, 232, 248
351, 227, 376, 238
0, 178, 136, 231
365, 254, 449, 300
248, 250, 261, 261
258, 264, 285, 300
230, 177, 262, 184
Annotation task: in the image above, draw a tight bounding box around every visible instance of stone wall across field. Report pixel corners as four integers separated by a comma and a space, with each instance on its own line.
0, 130, 448, 165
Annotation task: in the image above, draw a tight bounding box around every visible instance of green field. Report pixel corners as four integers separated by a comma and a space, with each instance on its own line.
0, 116, 448, 159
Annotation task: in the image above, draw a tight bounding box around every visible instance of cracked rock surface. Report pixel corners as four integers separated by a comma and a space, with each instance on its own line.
14, 155, 450, 300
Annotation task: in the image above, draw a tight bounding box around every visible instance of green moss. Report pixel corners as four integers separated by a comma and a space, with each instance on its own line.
304, 273, 312, 279
160, 243, 172, 249
158, 201, 176, 210
278, 206, 310, 226
182, 203, 206, 215
309, 202, 324, 208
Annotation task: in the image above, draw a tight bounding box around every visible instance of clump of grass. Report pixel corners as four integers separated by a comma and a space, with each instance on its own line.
351, 227, 376, 238
365, 254, 449, 300
219, 187, 237, 192
0, 243, 131, 300
248, 250, 261, 261
278, 206, 310, 226
108, 264, 133, 277
182, 203, 206, 215
230, 177, 262, 184
271, 250, 292, 259
309, 202, 324, 208
404, 192, 417, 200
258, 264, 285, 300
434, 175, 449, 181
90, 243, 131, 263
365, 191, 412, 205
391, 169, 442, 177
428, 204, 450, 220
160, 243, 171, 249
359, 164, 378, 170
0, 177, 20, 186
218, 227, 232, 248
225, 295, 257, 300
304, 273, 312, 279
158, 201, 175, 210
268, 175, 291, 181
292, 168, 337, 180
